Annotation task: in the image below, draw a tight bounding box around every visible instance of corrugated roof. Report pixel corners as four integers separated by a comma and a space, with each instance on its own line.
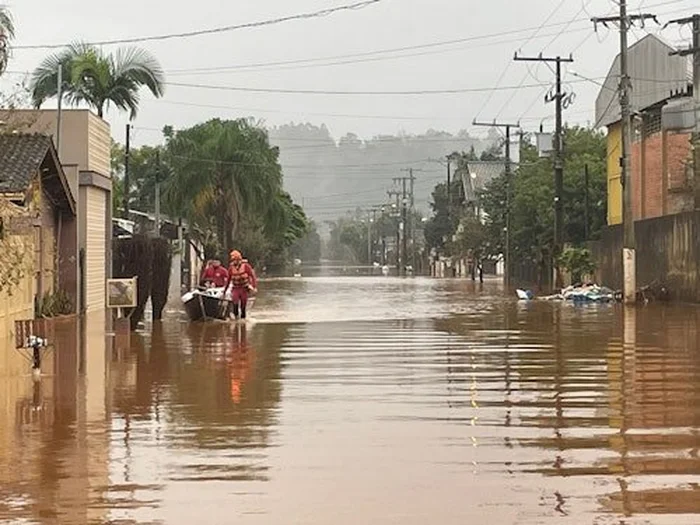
0, 133, 52, 192
595, 34, 691, 128
458, 160, 506, 202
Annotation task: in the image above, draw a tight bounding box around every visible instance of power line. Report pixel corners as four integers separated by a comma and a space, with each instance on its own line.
165, 28, 592, 76
476, 0, 568, 120
165, 77, 599, 96
13, 0, 386, 50
167, 153, 440, 169
497, 0, 589, 119
9, 0, 686, 54
144, 99, 469, 121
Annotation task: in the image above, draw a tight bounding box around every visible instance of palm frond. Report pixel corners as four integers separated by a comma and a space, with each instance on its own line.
112, 46, 165, 98
0, 6, 14, 74
0, 6, 14, 38
29, 41, 94, 107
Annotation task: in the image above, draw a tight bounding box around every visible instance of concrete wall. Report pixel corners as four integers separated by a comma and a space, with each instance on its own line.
0, 110, 111, 177
589, 211, 700, 302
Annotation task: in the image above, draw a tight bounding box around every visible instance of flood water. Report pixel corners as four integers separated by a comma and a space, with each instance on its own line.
2, 276, 700, 524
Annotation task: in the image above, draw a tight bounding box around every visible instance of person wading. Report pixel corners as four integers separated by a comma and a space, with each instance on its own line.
224, 250, 257, 320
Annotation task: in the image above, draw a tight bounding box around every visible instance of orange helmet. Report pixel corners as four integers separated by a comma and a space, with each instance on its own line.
230, 250, 242, 261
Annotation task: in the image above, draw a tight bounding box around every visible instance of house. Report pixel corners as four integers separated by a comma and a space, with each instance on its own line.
0, 109, 113, 312
0, 133, 77, 337
595, 34, 694, 224
428, 160, 508, 278
458, 160, 506, 221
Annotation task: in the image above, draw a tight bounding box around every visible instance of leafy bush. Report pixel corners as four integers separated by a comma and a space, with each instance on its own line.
557, 246, 597, 284
36, 289, 74, 318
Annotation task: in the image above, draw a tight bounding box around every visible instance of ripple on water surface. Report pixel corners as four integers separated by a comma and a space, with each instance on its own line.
1, 278, 699, 524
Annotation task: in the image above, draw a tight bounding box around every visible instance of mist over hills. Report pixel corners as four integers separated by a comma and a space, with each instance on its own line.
269, 123, 498, 225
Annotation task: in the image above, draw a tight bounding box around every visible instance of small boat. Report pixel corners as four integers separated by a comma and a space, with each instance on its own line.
181, 287, 232, 321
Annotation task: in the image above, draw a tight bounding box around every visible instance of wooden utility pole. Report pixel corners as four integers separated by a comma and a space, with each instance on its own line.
472, 120, 520, 290
514, 52, 573, 290
592, 6, 657, 303
667, 14, 700, 210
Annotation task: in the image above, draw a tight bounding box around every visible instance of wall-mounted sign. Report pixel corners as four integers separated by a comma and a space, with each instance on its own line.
106, 277, 138, 309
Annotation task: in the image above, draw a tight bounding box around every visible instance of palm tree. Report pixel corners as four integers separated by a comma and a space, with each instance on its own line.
164, 118, 284, 252
0, 5, 14, 76
29, 42, 165, 119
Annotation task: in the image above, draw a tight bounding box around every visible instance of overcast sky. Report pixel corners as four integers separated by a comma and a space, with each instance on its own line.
2, 0, 697, 146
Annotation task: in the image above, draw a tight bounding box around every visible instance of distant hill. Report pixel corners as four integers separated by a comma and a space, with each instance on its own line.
269, 123, 496, 225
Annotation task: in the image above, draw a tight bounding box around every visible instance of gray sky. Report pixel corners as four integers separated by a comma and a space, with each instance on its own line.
2, 0, 698, 146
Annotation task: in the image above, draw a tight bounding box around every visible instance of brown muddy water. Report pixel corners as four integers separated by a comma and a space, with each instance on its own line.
2, 277, 700, 524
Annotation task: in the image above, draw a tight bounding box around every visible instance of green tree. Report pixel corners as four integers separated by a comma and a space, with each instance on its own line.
424, 178, 462, 255
30, 42, 164, 118
0, 5, 14, 76
162, 118, 308, 270
163, 118, 283, 251
290, 221, 322, 263
479, 126, 607, 277
326, 214, 366, 263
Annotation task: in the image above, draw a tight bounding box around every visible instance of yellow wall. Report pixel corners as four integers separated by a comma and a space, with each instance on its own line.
607, 123, 623, 226
0, 199, 36, 354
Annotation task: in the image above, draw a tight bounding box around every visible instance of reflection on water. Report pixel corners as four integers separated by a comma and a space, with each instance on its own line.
1, 278, 700, 523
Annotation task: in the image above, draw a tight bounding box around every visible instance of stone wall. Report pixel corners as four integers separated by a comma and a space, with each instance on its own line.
589, 211, 700, 302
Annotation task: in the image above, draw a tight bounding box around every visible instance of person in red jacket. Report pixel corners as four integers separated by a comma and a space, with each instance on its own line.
225, 250, 257, 320
200, 259, 229, 288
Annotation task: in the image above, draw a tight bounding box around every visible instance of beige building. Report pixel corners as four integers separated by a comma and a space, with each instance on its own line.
0, 134, 77, 344
1, 109, 113, 313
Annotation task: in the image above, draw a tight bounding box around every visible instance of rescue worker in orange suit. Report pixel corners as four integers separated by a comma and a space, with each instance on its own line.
200, 259, 229, 288
224, 250, 257, 320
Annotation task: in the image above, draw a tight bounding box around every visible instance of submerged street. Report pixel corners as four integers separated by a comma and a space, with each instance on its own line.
2, 276, 700, 524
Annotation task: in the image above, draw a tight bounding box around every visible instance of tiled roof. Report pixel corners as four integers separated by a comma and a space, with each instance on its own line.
458, 160, 506, 202
0, 133, 52, 192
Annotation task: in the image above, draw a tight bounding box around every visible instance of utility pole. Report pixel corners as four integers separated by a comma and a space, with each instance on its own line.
401, 177, 408, 276
584, 163, 590, 241
667, 14, 700, 211
514, 52, 573, 290
56, 66, 63, 155
155, 149, 161, 237
387, 189, 401, 273
366, 209, 372, 266
472, 120, 520, 290
592, 6, 657, 304
124, 124, 131, 219
446, 156, 452, 220
393, 176, 409, 276
401, 168, 421, 273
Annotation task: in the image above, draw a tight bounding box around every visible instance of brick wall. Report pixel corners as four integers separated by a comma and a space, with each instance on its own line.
628, 128, 692, 221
